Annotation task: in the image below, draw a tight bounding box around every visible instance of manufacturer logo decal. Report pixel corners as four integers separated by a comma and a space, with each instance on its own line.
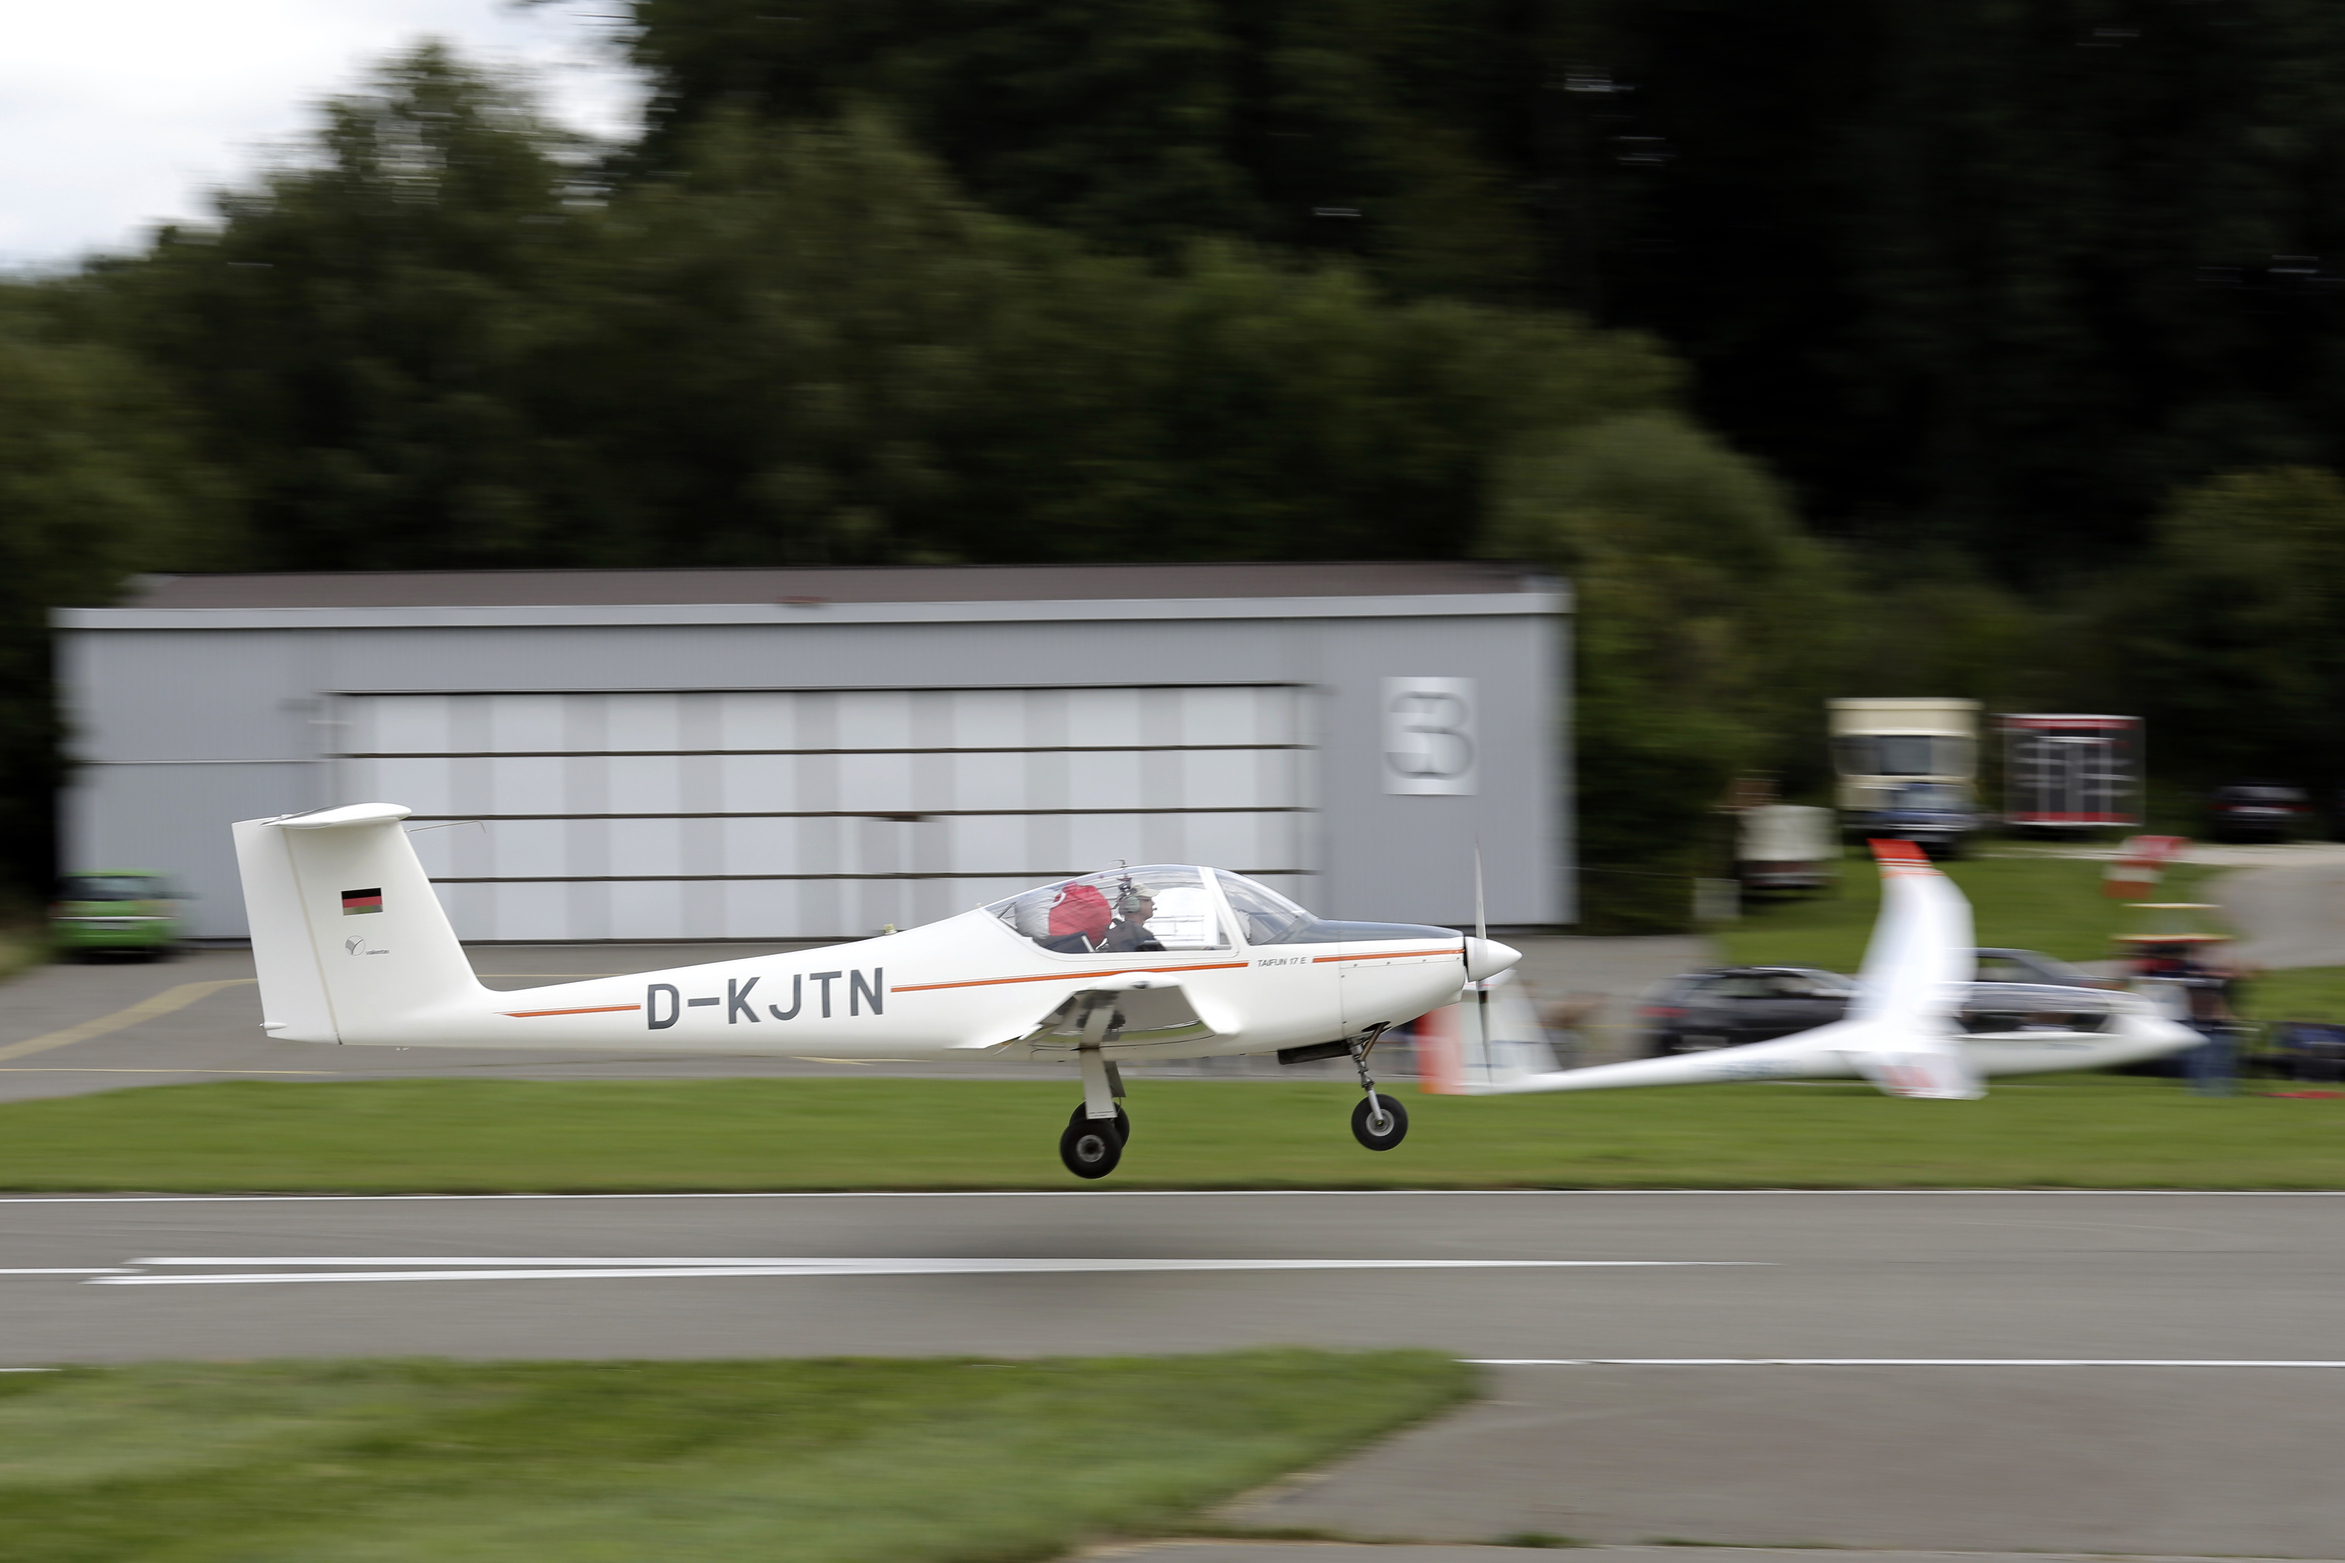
342, 887, 382, 916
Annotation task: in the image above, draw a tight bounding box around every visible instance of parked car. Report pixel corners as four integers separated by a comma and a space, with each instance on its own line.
2207, 782, 2309, 843
1637, 967, 1859, 1055
50, 872, 183, 961
1854, 780, 1979, 859
1638, 948, 2098, 1056
1973, 948, 2096, 987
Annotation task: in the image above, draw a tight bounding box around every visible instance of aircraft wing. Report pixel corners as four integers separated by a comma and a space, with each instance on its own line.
1424, 839, 1982, 1099
956, 970, 1226, 1054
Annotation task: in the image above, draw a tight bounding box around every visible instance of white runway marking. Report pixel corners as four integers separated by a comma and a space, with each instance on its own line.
95, 1257, 1762, 1286
0, 1268, 123, 1275
1, 1188, 2343, 1204
1470, 1358, 2345, 1369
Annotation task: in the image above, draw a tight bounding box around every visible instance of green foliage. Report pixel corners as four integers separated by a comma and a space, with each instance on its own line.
622, 0, 2345, 576
2107, 466, 2345, 790
1482, 414, 1856, 927
0, 291, 232, 887
91, 43, 584, 568
0, 1351, 1468, 1561
623, 0, 1556, 297
88, 54, 1682, 571
518, 108, 1678, 565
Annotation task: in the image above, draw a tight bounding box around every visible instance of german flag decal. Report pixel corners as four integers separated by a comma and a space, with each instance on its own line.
342, 887, 383, 916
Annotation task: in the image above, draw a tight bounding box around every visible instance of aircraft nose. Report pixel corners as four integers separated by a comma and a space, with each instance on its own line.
1463, 936, 1521, 982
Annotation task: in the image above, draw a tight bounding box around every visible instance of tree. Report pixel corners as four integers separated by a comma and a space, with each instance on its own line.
0, 289, 234, 887
90, 43, 584, 569
1480, 412, 1856, 928
2107, 466, 2345, 793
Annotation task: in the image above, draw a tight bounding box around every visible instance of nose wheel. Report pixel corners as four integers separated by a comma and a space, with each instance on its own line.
1346, 1029, 1409, 1151
1351, 1093, 1409, 1150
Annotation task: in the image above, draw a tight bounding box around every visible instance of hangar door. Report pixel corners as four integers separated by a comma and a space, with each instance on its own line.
333, 685, 1312, 941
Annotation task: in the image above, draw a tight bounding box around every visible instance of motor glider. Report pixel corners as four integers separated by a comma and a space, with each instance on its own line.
233, 802, 1518, 1178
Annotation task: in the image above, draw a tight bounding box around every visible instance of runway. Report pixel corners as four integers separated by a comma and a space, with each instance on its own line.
0, 1188, 2333, 1361
4, 1189, 2340, 1552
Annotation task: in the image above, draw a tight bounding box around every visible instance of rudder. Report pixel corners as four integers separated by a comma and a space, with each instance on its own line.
233, 803, 483, 1044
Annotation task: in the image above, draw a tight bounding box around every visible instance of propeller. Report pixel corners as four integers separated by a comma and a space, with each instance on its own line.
1473, 841, 1491, 1084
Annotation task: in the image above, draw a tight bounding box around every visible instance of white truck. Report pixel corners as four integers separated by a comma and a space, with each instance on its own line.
1735, 804, 1834, 894
1829, 698, 1981, 814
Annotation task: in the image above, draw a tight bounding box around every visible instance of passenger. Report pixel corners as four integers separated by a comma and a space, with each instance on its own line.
1096, 887, 1166, 954
1039, 883, 1114, 953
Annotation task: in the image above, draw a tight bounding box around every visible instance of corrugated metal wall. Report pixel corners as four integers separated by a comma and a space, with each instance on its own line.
340, 685, 1311, 940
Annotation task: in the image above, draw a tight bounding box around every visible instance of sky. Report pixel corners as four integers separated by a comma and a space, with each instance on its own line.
1, 0, 643, 271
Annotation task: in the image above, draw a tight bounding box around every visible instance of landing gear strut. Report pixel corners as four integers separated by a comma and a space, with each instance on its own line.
1347, 1028, 1409, 1151
1060, 1046, 1129, 1179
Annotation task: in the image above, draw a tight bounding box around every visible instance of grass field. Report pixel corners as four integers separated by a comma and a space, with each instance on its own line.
0, 1072, 2338, 1190
1718, 849, 2219, 971
0, 1350, 1467, 1562
2243, 965, 2345, 1024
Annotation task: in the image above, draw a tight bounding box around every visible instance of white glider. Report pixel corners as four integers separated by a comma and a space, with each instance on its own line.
234, 802, 1519, 1177
1420, 840, 2199, 1098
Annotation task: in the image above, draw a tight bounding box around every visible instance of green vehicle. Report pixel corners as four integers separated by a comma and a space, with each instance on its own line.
50, 872, 183, 960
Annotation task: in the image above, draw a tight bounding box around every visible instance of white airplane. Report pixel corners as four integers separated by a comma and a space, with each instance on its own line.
1420, 839, 2202, 1099
233, 802, 1522, 1178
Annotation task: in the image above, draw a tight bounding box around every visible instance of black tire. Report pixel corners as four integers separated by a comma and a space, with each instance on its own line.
1067, 1103, 1131, 1144
1058, 1115, 1125, 1179
1350, 1094, 1409, 1152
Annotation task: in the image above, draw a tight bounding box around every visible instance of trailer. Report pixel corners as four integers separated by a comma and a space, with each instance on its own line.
1828, 698, 1980, 814
1998, 713, 2140, 832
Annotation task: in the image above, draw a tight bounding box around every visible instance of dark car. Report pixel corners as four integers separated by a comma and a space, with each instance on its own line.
1856, 781, 1978, 860
2208, 782, 2309, 843
1637, 966, 1858, 1056
1637, 948, 2097, 1056
1973, 947, 2096, 987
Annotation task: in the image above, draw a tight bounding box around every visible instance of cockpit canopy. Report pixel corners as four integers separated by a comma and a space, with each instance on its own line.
988, 868, 1457, 955
990, 866, 1231, 955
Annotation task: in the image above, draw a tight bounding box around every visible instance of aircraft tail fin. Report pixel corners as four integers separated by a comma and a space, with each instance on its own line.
1840, 839, 1981, 1099
233, 803, 483, 1044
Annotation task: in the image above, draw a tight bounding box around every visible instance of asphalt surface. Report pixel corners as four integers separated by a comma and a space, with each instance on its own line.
0, 933, 1707, 1102
2211, 848, 2345, 969
0, 1191, 2338, 1554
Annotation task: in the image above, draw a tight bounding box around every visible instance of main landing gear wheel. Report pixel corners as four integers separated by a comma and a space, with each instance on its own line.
1351, 1094, 1409, 1151
1059, 1114, 1125, 1179
1067, 1103, 1132, 1144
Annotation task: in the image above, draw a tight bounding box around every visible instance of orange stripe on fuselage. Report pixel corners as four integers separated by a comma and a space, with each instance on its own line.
892, 962, 1250, 994
502, 1003, 642, 1018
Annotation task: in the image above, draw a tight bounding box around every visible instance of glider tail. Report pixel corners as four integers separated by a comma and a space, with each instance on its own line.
1423, 838, 1981, 1098
232, 803, 483, 1044
1838, 839, 1981, 1099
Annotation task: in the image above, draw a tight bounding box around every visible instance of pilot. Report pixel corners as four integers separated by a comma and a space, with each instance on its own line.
1096, 887, 1166, 954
